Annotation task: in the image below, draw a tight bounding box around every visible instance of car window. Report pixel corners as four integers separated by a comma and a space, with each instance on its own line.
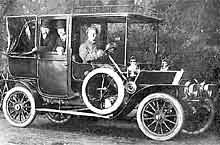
127, 23, 156, 64
107, 23, 125, 65
7, 16, 36, 54
71, 21, 125, 65
38, 18, 67, 56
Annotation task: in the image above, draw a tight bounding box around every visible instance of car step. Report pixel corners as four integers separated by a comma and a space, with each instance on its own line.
36, 108, 112, 119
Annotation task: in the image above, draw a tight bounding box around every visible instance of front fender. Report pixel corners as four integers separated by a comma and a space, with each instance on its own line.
116, 84, 181, 118
132, 84, 181, 102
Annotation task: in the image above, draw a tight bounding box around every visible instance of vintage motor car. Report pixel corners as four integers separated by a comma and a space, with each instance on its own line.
0, 12, 218, 141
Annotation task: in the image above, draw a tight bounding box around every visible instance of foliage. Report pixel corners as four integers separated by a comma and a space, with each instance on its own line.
149, 0, 220, 81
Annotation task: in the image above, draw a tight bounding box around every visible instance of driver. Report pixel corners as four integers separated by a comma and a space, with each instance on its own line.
79, 26, 104, 63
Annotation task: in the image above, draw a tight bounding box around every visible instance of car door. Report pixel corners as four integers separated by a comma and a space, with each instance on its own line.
37, 16, 69, 96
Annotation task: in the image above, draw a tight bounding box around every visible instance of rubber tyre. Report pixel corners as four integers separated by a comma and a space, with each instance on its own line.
3, 86, 36, 127
137, 93, 184, 141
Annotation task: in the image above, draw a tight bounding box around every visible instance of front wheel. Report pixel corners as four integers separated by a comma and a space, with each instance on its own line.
3, 86, 36, 127
137, 93, 184, 141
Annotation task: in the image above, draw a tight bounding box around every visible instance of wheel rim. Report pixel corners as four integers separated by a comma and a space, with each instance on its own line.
46, 112, 71, 124
182, 99, 214, 134
6, 91, 32, 124
141, 98, 179, 137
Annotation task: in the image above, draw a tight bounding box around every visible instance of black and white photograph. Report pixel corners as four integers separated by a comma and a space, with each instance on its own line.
0, 0, 220, 145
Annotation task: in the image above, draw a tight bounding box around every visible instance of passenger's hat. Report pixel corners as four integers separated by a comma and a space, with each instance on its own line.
55, 20, 66, 29
41, 19, 51, 28
86, 26, 98, 34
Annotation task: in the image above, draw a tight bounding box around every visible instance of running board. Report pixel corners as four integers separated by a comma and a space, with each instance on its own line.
36, 108, 112, 119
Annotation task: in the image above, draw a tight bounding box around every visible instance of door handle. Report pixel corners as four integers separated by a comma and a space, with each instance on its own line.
63, 62, 68, 66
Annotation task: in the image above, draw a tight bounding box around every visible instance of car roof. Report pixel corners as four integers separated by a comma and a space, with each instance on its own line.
6, 12, 163, 24
72, 13, 163, 23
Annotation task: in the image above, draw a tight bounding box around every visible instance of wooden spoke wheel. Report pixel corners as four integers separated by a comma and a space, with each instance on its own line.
82, 68, 124, 115
46, 112, 72, 124
3, 87, 36, 127
182, 98, 215, 135
137, 93, 184, 141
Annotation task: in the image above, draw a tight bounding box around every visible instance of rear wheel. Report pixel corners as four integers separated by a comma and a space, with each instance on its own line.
3, 86, 36, 127
82, 68, 124, 115
137, 93, 184, 141
46, 112, 72, 124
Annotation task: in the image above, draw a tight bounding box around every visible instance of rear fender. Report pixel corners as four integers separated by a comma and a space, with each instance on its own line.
14, 80, 42, 107
15, 80, 35, 91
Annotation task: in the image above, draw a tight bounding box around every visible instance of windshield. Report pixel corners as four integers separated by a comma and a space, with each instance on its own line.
7, 16, 36, 53
127, 23, 156, 64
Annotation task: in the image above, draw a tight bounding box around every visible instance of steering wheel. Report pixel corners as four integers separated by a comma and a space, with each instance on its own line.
104, 42, 117, 54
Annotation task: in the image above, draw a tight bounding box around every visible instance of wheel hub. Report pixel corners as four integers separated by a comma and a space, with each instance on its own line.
14, 104, 22, 111
155, 112, 165, 122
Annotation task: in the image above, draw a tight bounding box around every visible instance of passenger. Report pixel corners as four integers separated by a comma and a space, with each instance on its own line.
160, 58, 169, 71
79, 26, 104, 63
55, 20, 66, 55
32, 19, 57, 53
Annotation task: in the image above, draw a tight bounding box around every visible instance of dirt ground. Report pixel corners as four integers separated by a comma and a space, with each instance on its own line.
1, 112, 220, 145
